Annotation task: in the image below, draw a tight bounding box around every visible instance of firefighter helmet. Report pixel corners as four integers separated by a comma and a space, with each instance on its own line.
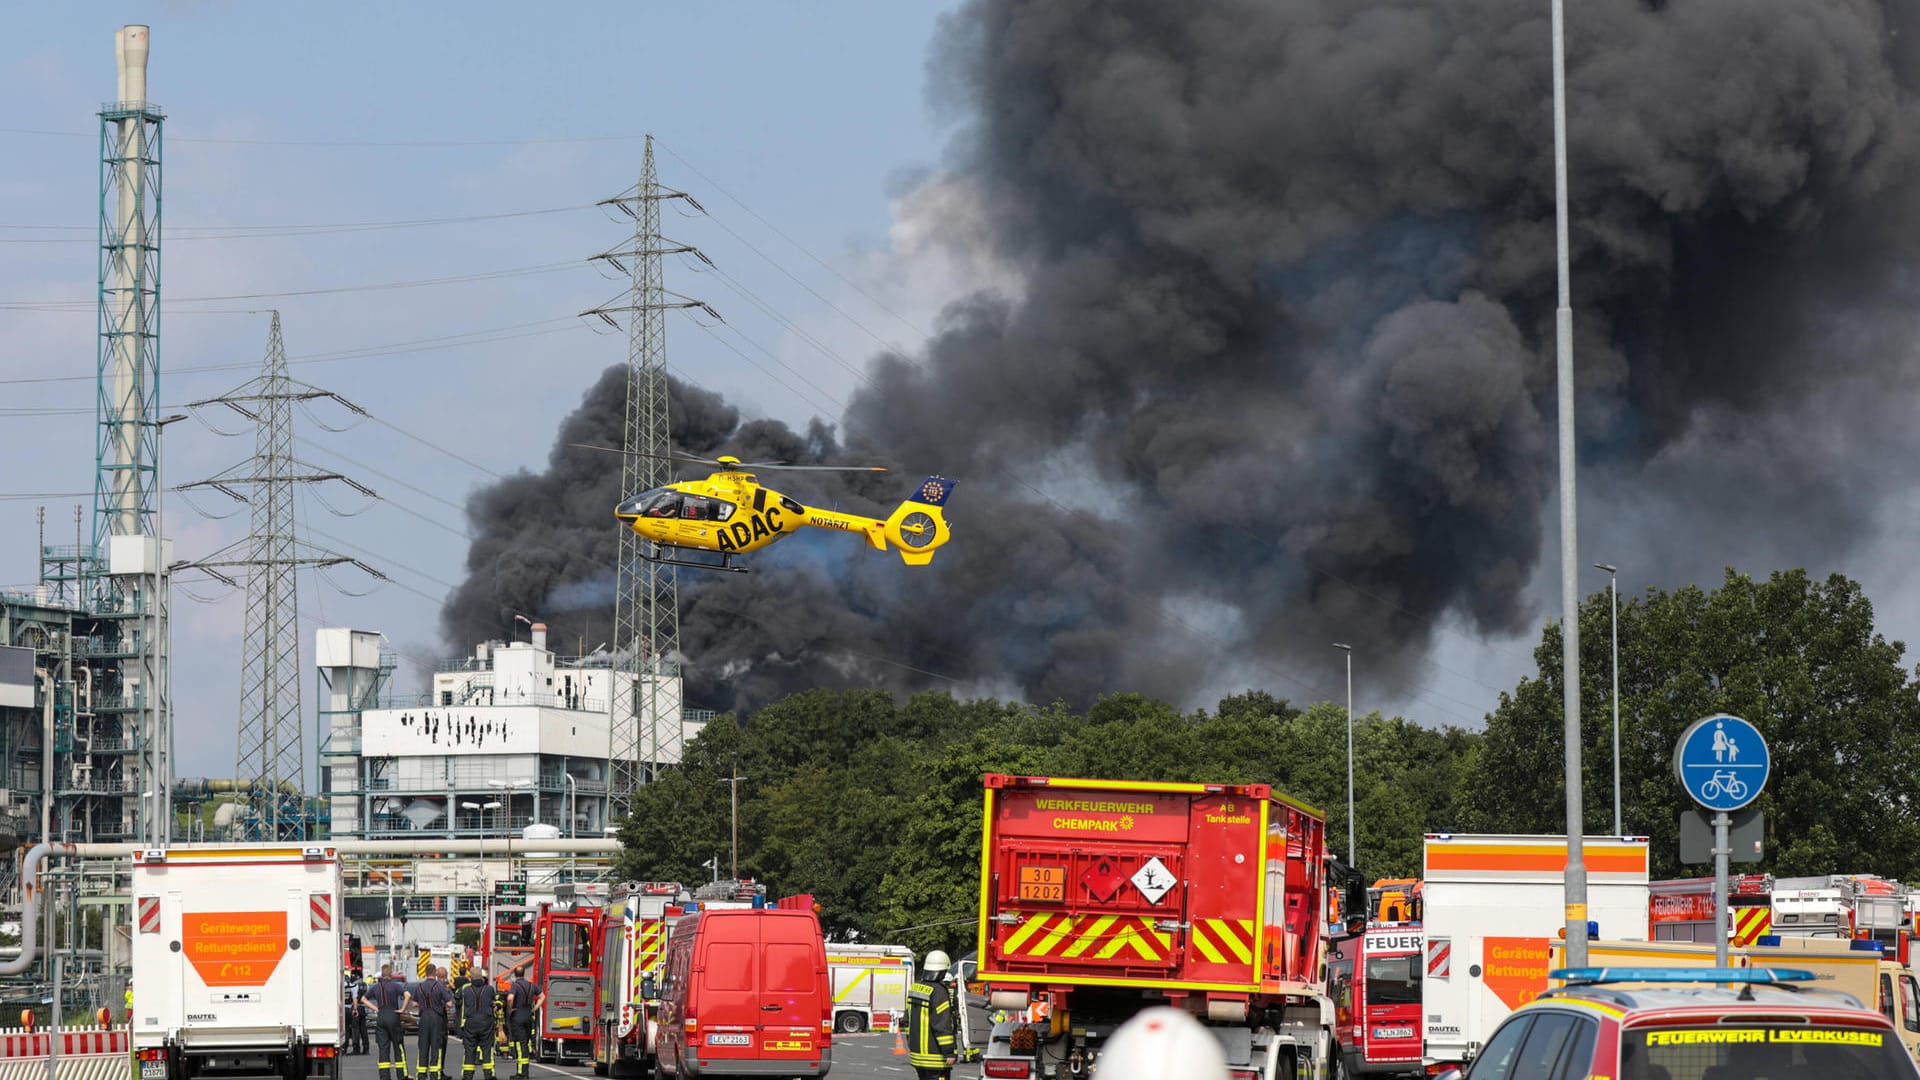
923, 950, 951, 975
1099, 1008, 1226, 1080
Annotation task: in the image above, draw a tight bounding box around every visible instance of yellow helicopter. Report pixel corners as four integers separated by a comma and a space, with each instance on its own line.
579, 445, 956, 573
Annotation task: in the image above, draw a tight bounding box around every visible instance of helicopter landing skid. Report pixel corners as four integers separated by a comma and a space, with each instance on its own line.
643, 544, 749, 574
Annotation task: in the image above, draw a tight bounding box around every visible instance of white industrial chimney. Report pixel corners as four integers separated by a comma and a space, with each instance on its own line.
107, 24, 152, 538
531, 622, 548, 653
116, 25, 149, 105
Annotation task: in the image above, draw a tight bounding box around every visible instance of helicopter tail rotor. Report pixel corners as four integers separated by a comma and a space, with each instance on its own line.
883, 476, 958, 566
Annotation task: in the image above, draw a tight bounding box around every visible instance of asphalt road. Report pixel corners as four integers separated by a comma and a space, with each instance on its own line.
336, 1031, 973, 1080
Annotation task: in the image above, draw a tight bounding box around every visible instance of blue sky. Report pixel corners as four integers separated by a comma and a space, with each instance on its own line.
0, 3, 967, 781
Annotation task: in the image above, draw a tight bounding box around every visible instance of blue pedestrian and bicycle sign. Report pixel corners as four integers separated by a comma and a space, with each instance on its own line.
1672, 713, 1769, 811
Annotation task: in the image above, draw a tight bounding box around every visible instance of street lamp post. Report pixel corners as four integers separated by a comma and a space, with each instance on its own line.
1333, 643, 1354, 867
1595, 563, 1620, 836
720, 772, 747, 881
152, 412, 187, 845
461, 800, 502, 847
564, 773, 577, 838
1552, 0, 1590, 968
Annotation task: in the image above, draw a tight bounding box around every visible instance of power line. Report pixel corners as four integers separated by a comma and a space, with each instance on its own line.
0, 318, 586, 386
0, 260, 581, 311
654, 139, 930, 341
0, 126, 651, 148
0, 203, 595, 242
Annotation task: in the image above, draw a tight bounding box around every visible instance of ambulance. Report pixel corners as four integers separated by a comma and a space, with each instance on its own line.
824, 943, 913, 1034
1419, 833, 1650, 1071
132, 845, 345, 1080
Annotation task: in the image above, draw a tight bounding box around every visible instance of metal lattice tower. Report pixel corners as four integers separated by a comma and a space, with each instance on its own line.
176, 313, 383, 839
91, 26, 172, 844
585, 136, 711, 818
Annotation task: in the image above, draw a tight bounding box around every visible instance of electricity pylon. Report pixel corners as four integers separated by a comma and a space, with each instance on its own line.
583, 136, 715, 819
175, 312, 383, 839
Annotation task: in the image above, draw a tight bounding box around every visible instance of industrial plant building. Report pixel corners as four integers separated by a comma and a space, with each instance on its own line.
321, 622, 710, 842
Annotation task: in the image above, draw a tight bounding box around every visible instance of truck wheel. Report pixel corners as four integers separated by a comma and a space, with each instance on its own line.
834, 1012, 864, 1034
1328, 1045, 1345, 1080
594, 1061, 609, 1077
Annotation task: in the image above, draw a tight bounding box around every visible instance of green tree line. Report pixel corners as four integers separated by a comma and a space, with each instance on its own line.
614, 569, 1920, 957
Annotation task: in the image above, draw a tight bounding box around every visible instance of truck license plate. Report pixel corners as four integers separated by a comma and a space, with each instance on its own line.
1372, 1027, 1414, 1040
140, 1062, 168, 1079
706, 1034, 751, 1047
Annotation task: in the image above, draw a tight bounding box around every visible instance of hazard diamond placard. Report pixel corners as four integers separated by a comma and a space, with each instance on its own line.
1081, 857, 1126, 903
1131, 856, 1175, 904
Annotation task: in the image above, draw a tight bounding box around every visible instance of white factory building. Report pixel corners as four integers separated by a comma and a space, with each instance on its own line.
318, 623, 708, 841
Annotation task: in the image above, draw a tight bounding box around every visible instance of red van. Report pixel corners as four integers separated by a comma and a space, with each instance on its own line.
653, 906, 833, 1078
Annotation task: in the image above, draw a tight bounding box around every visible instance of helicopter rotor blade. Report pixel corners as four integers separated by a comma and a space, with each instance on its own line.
567, 443, 724, 466
568, 443, 887, 472
737, 463, 889, 472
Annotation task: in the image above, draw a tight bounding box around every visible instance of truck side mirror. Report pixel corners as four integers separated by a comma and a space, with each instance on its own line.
1344, 880, 1368, 923
640, 974, 656, 1000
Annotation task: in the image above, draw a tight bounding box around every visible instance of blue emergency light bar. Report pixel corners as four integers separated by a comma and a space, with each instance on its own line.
1751, 935, 1884, 952
1551, 967, 1818, 986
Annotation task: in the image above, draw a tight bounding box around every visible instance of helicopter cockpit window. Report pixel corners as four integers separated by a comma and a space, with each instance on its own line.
616, 490, 682, 518
681, 495, 735, 522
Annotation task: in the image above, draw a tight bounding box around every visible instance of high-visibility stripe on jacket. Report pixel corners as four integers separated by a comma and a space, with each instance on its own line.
905, 980, 956, 1069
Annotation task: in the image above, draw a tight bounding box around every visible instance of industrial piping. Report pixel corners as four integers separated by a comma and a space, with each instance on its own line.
0, 836, 624, 975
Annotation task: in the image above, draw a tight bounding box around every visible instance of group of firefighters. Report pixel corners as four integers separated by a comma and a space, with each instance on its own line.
324, 942, 963, 1080
342, 962, 545, 1080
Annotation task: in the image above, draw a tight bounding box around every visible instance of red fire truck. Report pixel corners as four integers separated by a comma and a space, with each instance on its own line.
974, 774, 1350, 1080
481, 900, 541, 985
1326, 925, 1423, 1078
534, 903, 606, 1063
590, 884, 687, 1078
1647, 875, 1774, 945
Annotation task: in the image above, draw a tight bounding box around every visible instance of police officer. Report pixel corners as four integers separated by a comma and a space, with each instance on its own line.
505, 971, 542, 1079
905, 950, 958, 1080
345, 968, 371, 1055
457, 970, 499, 1080
365, 963, 414, 1080
416, 965, 454, 1080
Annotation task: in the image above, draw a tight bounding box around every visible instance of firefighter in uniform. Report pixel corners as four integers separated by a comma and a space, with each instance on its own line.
505, 972, 542, 1079
366, 963, 414, 1080
416, 965, 454, 1080
905, 950, 958, 1080
457, 970, 500, 1080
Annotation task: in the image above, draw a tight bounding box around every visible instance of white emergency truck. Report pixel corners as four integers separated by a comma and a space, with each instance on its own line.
132, 844, 345, 1080
824, 943, 913, 1033
1420, 833, 1650, 1071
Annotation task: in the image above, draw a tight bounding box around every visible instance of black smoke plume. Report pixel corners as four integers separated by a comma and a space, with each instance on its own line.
445, 0, 1920, 716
